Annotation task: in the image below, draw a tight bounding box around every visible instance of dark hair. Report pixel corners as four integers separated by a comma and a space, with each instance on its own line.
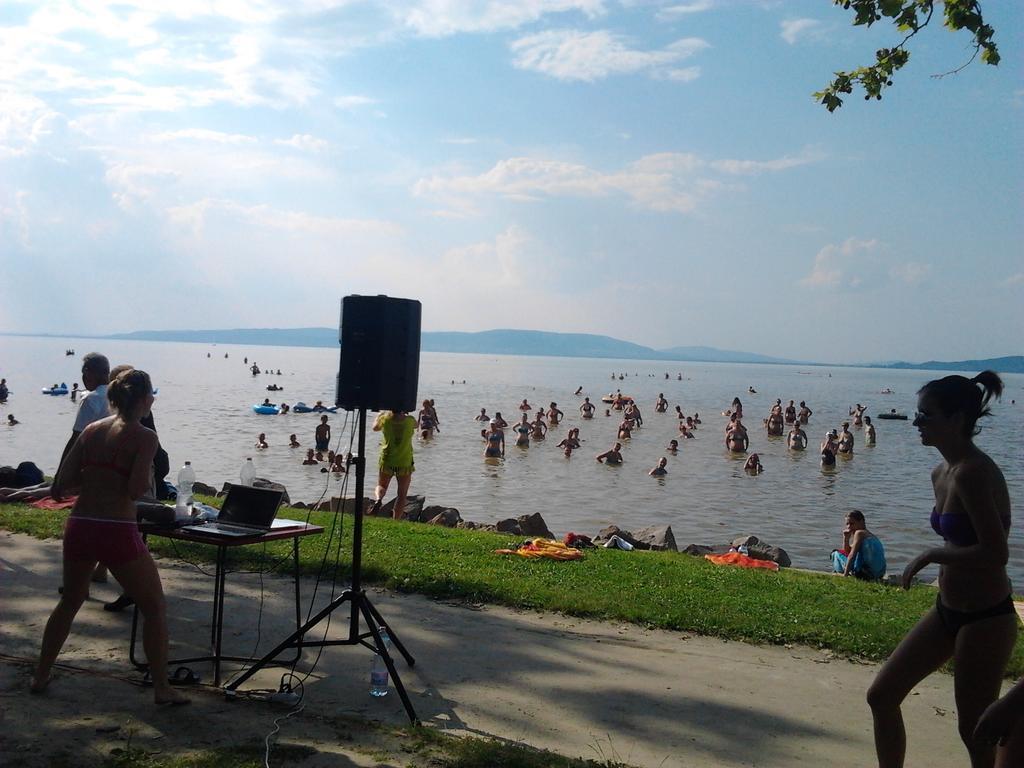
918, 370, 1003, 437
848, 509, 865, 523
107, 368, 151, 417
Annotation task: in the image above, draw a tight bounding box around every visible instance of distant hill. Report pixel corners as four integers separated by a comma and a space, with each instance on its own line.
878, 356, 1024, 374
27, 328, 1016, 372
106, 327, 798, 364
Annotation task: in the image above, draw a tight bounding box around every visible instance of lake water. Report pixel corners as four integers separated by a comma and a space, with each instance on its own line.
2, 335, 1022, 582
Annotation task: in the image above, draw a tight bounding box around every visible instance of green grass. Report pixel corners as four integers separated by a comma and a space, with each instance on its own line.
94, 727, 628, 768
3, 498, 1022, 677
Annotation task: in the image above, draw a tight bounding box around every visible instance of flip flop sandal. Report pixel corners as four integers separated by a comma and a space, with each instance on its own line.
103, 594, 135, 612
170, 667, 201, 686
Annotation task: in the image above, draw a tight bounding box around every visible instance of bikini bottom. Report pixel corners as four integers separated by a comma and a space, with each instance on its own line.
935, 593, 1016, 637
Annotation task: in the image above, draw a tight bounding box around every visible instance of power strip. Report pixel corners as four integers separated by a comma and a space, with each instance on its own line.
268, 691, 301, 706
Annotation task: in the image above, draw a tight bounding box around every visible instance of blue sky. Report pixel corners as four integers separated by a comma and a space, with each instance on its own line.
0, 0, 1020, 363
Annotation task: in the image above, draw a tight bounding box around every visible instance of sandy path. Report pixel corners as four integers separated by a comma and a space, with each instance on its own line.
0, 530, 985, 767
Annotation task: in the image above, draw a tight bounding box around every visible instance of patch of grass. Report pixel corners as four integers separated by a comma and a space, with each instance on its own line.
4, 499, 1023, 676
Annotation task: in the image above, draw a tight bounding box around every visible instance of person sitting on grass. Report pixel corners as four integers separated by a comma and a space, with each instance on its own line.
830, 509, 886, 581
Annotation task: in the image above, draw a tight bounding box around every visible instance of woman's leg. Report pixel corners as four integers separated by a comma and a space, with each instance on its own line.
393, 473, 412, 520
996, 722, 1024, 768
108, 553, 187, 704
866, 607, 956, 768
375, 470, 392, 509
953, 613, 1018, 768
33, 554, 97, 691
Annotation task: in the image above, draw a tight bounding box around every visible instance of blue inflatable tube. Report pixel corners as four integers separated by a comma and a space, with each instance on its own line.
42, 387, 69, 396
252, 404, 280, 415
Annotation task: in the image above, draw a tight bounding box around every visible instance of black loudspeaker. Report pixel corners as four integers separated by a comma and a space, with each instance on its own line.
336, 295, 421, 412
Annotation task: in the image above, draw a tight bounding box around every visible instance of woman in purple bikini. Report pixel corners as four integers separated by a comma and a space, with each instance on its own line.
867, 371, 1015, 767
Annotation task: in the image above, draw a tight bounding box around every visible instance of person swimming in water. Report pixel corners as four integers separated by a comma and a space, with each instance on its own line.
547, 402, 564, 427
837, 422, 854, 455
864, 416, 876, 445
666, 439, 679, 453
725, 416, 748, 453
787, 423, 808, 450
798, 401, 812, 424
530, 414, 547, 441
513, 414, 531, 448
289, 434, 300, 447
574, 386, 583, 396
580, 397, 595, 419
743, 453, 763, 474
475, 408, 490, 422
649, 457, 668, 477
655, 394, 668, 413
518, 399, 531, 411
596, 442, 623, 464
483, 421, 505, 458
255, 433, 268, 450
784, 400, 797, 424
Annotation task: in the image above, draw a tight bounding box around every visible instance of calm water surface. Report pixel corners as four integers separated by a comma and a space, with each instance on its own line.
2, 336, 1022, 581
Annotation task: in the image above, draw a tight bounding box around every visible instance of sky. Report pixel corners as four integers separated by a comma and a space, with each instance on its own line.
0, 0, 1021, 364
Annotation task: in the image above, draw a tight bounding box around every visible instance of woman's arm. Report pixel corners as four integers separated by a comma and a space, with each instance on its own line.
843, 530, 866, 576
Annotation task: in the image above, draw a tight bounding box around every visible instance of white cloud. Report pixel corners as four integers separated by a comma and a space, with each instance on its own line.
334, 95, 378, 109
656, 2, 714, 21
510, 30, 708, 82
415, 148, 820, 215
275, 133, 329, 152
711, 146, 825, 175
441, 137, 479, 145
800, 238, 878, 289
889, 261, 931, 285
0, 89, 62, 157
394, 0, 606, 37
152, 129, 258, 145
780, 18, 823, 45
105, 163, 182, 210
1001, 273, 1024, 287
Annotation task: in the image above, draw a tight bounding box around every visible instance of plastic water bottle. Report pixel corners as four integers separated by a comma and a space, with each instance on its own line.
369, 628, 391, 697
175, 461, 195, 521
239, 457, 255, 487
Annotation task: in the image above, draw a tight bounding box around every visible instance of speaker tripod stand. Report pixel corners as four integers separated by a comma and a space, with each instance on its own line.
223, 407, 420, 724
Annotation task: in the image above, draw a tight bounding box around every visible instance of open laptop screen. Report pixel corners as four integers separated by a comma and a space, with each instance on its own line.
218, 485, 284, 527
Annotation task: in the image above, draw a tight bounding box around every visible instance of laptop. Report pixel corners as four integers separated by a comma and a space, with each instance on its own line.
183, 485, 285, 538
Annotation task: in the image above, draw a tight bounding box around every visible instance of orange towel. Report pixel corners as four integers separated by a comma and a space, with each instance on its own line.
30, 495, 77, 510
495, 538, 585, 560
705, 552, 779, 571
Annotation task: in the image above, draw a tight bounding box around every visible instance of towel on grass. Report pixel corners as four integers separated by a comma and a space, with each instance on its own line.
705, 552, 779, 571
31, 495, 77, 510
495, 538, 585, 560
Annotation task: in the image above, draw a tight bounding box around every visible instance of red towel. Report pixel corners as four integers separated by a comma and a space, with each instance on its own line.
704, 552, 780, 571
31, 495, 77, 510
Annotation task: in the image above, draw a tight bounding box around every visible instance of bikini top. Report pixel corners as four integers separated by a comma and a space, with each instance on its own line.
81, 429, 134, 479
930, 507, 1011, 547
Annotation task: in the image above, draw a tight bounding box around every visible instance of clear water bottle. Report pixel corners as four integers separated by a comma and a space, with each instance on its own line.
239, 457, 255, 486
369, 628, 391, 697
175, 461, 195, 521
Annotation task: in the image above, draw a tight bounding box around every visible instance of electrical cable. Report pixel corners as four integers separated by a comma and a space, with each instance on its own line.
264, 703, 305, 768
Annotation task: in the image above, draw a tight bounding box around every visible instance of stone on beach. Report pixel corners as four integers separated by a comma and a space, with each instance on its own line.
493, 513, 554, 539
382, 494, 426, 521
631, 524, 677, 552
424, 507, 462, 527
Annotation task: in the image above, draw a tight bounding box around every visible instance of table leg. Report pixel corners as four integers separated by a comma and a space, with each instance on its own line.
212, 545, 227, 686
293, 537, 303, 656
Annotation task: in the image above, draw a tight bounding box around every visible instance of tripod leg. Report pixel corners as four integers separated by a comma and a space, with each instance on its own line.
363, 597, 415, 666
224, 591, 354, 692
360, 599, 419, 725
